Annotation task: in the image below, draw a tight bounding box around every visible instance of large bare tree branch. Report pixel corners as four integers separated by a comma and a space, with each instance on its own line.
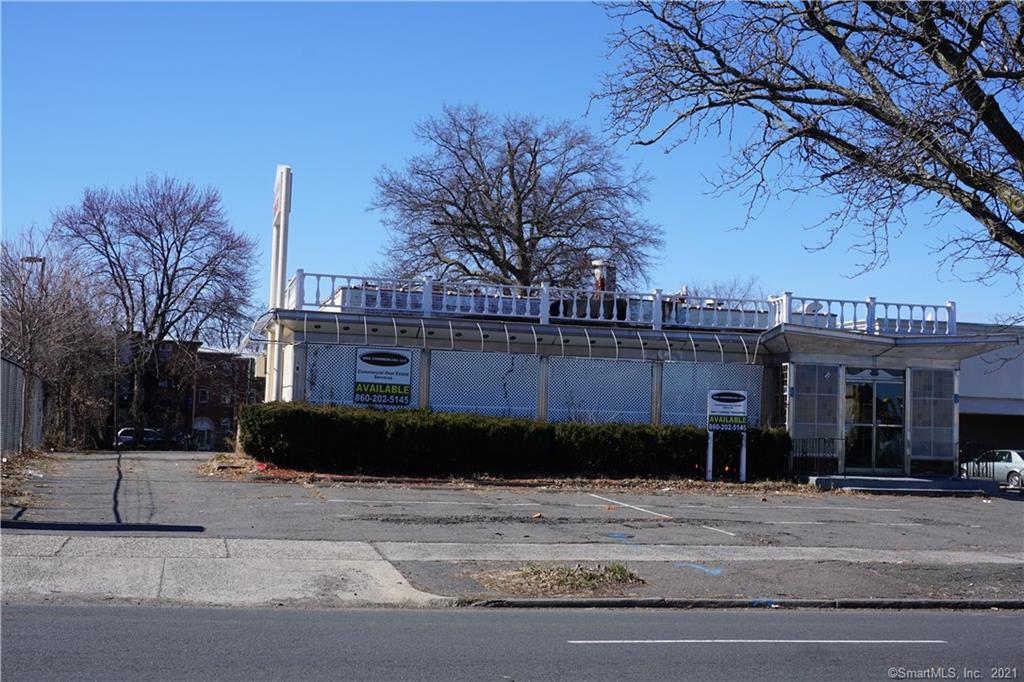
598, 1, 1024, 288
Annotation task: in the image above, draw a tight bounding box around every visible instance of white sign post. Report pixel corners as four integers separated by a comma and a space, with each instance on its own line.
706, 390, 749, 482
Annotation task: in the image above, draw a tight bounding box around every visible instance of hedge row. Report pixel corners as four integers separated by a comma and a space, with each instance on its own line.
239, 403, 791, 480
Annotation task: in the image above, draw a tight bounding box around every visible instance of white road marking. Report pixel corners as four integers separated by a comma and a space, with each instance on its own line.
727, 505, 900, 512
869, 522, 923, 527
587, 493, 673, 520
568, 639, 946, 645
700, 525, 737, 537
765, 521, 825, 525
326, 498, 540, 507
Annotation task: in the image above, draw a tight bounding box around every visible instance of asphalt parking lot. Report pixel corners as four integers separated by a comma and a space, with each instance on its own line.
4, 451, 1021, 554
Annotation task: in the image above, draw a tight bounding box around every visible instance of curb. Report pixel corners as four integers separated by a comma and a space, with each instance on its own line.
469, 597, 1024, 610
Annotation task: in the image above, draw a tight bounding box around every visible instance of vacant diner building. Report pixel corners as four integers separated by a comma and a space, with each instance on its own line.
255, 166, 1022, 477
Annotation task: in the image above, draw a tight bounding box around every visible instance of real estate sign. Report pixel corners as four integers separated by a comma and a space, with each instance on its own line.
707, 390, 748, 432
354, 348, 413, 406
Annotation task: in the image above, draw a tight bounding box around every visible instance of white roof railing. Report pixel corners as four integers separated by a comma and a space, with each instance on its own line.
281, 270, 957, 336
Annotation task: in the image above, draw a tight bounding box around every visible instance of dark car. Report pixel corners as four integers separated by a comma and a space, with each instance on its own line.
113, 428, 162, 449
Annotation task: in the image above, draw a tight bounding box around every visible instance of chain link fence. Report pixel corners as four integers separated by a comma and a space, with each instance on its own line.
662, 361, 763, 427
430, 351, 538, 418
1, 356, 43, 453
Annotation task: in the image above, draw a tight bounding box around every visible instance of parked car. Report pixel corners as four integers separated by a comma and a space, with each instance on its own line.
114, 428, 162, 449
960, 449, 1024, 488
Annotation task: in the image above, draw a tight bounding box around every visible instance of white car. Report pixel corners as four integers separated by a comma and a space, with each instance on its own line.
961, 449, 1024, 488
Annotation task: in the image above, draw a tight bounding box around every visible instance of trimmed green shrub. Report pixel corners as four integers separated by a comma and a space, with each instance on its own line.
239, 403, 791, 479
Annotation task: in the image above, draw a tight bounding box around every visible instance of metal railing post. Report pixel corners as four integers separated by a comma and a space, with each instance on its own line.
865, 296, 877, 334
946, 300, 957, 335
294, 269, 305, 309
423, 277, 434, 317
652, 289, 663, 331
539, 283, 550, 325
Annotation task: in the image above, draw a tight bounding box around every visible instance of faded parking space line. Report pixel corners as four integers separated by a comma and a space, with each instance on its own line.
700, 525, 737, 537
567, 639, 947, 645
726, 505, 900, 512
587, 494, 673, 520
325, 498, 542, 507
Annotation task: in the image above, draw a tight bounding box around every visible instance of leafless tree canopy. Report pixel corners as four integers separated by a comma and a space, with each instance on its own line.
1, 230, 113, 450
54, 176, 257, 347
372, 105, 663, 287
679, 274, 765, 301
54, 176, 257, 431
600, 1, 1024, 285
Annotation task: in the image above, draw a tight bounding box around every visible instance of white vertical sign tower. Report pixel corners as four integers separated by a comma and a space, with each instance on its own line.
265, 165, 292, 402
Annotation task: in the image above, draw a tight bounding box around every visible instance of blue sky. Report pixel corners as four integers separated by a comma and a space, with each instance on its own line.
3, 1, 1020, 321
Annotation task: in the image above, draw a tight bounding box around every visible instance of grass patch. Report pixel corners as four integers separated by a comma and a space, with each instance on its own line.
197, 452, 256, 479
475, 562, 645, 595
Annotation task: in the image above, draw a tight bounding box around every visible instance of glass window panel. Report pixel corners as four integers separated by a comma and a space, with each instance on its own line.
911, 428, 933, 457
816, 395, 837, 424
816, 365, 839, 395
816, 423, 839, 440
912, 398, 933, 427
845, 425, 873, 468
912, 369, 933, 398
875, 383, 904, 425
931, 428, 953, 456
794, 396, 816, 424
876, 427, 904, 469
932, 400, 953, 427
933, 370, 954, 398
845, 383, 873, 424
792, 424, 817, 439
794, 364, 817, 393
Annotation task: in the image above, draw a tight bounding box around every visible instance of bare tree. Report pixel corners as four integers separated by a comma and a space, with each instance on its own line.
372, 105, 663, 287
1, 230, 111, 452
599, 1, 1024, 286
679, 274, 765, 301
54, 176, 257, 440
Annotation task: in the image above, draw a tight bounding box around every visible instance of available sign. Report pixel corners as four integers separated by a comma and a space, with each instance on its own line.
707, 390, 748, 432
354, 348, 413, 406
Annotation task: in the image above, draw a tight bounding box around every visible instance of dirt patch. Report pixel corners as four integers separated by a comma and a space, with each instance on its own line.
201, 456, 825, 497
197, 452, 256, 478
473, 562, 645, 596
1, 450, 53, 510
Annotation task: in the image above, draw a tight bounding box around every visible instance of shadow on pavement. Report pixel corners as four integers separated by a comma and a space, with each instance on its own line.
0, 521, 205, 533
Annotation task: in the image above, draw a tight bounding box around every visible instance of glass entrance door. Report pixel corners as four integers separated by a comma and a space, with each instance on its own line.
844, 377, 905, 473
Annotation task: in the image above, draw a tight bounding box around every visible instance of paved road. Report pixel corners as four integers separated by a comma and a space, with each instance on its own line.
3, 605, 1021, 681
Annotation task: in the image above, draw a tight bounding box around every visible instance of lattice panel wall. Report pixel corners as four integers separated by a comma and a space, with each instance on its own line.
305, 344, 421, 409
661, 362, 763, 427
429, 351, 539, 418
548, 357, 652, 423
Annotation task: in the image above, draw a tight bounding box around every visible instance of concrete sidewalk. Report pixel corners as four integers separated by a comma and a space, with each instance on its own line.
1, 534, 445, 608
4, 533, 1022, 607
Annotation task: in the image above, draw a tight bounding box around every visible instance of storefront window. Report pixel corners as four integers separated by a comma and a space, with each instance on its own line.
911, 369, 955, 458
